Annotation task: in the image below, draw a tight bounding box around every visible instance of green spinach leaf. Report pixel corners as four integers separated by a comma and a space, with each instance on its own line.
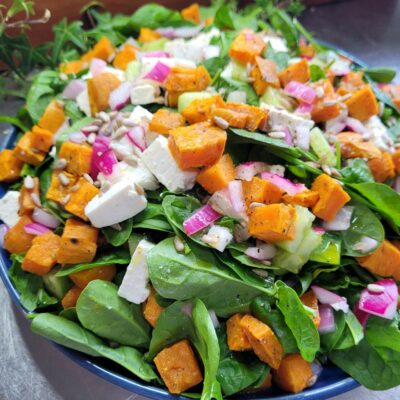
363, 67, 397, 84
102, 218, 133, 247
340, 158, 374, 184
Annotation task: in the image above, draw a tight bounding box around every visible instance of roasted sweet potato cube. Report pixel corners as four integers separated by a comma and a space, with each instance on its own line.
143, 287, 164, 327
61, 285, 84, 309
282, 190, 320, 208
149, 109, 186, 135
38, 100, 66, 133
138, 28, 162, 43
0, 149, 23, 182
166, 66, 211, 93
80, 36, 115, 62
87, 72, 121, 115
197, 154, 236, 194
210, 107, 247, 129
14, 132, 46, 166
154, 339, 203, 394
229, 30, 265, 65
311, 79, 341, 122
46, 171, 78, 204
337, 132, 381, 159
248, 203, 296, 242
300, 291, 320, 328
31, 125, 53, 153
182, 95, 225, 124
112, 44, 137, 71
169, 122, 227, 169
357, 240, 400, 280
368, 152, 395, 183
392, 149, 400, 174
345, 85, 378, 121
19, 177, 39, 215
381, 84, 400, 109
60, 60, 86, 75
181, 3, 201, 24
251, 57, 280, 95
225, 103, 268, 131
239, 314, 284, 369
57, 219, 98, 264
69, 265, 116, 288
58, 142, 93, 176
243, 177, 284, 207
337, 71, 364, 96
3, 215, 35, 254
273, 354, 313, 393
65, 178, 99, 221
311, 174, 351, 222
279, 59, 310, 87
21, 232, 61, 276
227, 314, 252, 351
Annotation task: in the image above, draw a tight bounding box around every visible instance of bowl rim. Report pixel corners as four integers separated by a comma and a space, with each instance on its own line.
0, 41, 365, 400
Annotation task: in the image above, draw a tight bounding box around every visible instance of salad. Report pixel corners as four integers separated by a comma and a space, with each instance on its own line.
1, 0, 400, 397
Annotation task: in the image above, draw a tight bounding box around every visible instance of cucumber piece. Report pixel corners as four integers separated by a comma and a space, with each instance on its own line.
276, 205, 315, 253
310, 233, 341, 265
310, 127, 336, 167
178, 92, 213, 113
260, 87, 295, 111
126, 60, 141, 81
43, 266, 73, 300
142, 38, 168, 51
274, 228, 322, 273
231, 60, 248, 82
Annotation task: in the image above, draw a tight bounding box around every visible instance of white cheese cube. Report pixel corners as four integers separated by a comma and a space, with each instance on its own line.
85, 180, 147, 228
141, 136, 198, 192
263, 35, 288, 52
76, 88, 91, 117
0, 191, 20, 227
118, 239, 155, 304
364, 115, 392, 152
131, 84, 157, 105
129, 105, 153, 124
110, 134, 141, 160
203, 225, 233, 252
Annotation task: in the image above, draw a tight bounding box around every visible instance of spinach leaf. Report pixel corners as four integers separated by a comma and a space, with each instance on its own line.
269, 9, 298, 50
365, 77, 399, 112
340, 203, 384, 257
132, 202, 172, 233
340, 158, 374, 184
76, 280, 150, 348
64, 100, 84, 123
276, 282, 320, 361
8, 255, 57, 311
202, 56, 229, 80
363, 67, 397, 84
0, 115, 29, 132
218, 77, 259, 106
102, 218, 133, 247
214, 4, 261, 32
210, 31, 237, 58
147, 238, 272, 317
263, 45, 290, 71
56, 117, 94, 150
31, 313, 158, 382
334, 310, 364, 350
309, 64, 325, 82
55, 248, 130, 277
320, 310, 346, 352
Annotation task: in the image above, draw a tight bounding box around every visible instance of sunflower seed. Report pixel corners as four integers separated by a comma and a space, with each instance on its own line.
174, 236, 185, 252
339, 93, 352, 102
97, 111, 110, 123
113, 126, 128, 139
305, 161, 320, 168
30, 193, 42, 207
61, 194, 71, 205
249, 202, 265, 208
91, 119, 103, 127
82, 125, 99, 133
101, 181, 112, 192
87, 133, 97, 144
134, 183, 145, 196
307, 375, 318, 387
321, 165, 332, 175
124, 155, 139, 166
316, 86, 324, 98
83, 173, 94, 184
58, 172, 70, 186
367, 283, 385, 293
111, 223, 122, 231
52, 158, 67, 170
109, 111, 118, 119
323, 100, 338, 107
213, 116, 229, 130
268, 131, 286, 139
24, 176, 35, 190
202, 234, 219, 245
252, 269, 269, 277
261, 260, 271, 266
71, 184, 80, 192
330, 167, 341, 177
122, 118, 137, 127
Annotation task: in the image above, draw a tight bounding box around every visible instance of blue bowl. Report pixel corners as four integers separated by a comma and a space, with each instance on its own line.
0, 124, 359, 400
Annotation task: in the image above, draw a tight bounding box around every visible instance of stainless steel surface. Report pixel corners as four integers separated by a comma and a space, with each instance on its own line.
1, 0, 400, 399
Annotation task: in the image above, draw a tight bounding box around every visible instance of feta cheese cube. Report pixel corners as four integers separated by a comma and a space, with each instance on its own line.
141, 136, 198, 192
364, 115, 393, 152
263, 35, 288, 52
131, 84, 157, 105
110, 134, 141, 160
129, 106, 153, 124
76, 88, 91, 117
85, 180, 147, 228
0, 191, 20, 227
203, 225, 233, 252
118, 239, 155, 304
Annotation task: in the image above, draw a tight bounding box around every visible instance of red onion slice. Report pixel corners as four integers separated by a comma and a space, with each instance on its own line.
285, 81, 316, 104
69, 131, 87, 144
183, 204, 221, 236
322, 206, 353, 231
90, 58, 107, 76
245, 241, 276, 261
32, 208, 60, 229
227, 180, 246, 215
144, 61, 170, 83
91, 136, 118, 178
62, 79, 85, 100
312, 285, 349, 313
318, 304, 336, 334
24, 223, 52, 236
126, 126, 147, 152
260, 172, 307, 196
236, 161, 269, 181
109, 82, 132, 111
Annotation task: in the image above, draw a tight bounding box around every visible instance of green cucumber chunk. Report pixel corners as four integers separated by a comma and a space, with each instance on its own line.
43, 266, 73, 300
310, 127, 336, 167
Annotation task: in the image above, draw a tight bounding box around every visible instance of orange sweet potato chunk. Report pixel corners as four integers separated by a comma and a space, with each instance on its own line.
337, 71, 364, 96
229, 30, 265, 65
300, 291, 320, 328
149, 109, 186, 135
345, 85, 379, 121
69, 265, 116, 288
31, 125, 53, 153
57, 219, 98, 264
60, 60, 87, 75
58, 142, 93, 176
311, 79, 341, 122
251, 56, 280, 95
112, 44, 137, 71
240, 314, 284, 369
143, 287, 164, 327
279, 59, 310, 87
337, 132, 381, 160
138, 28, 162, 43
381, 84, 400, 109
87, 72, 121, 115
282, 190, 320, 208
392, 148, 400, 174
154, 339, 203, 394
227, 314, 252, 351
248, 203, 296, 242
243, 177, 284, 207
21, 232, 61, 276
311, 174, 351, 222
46, 171, 78, 204
0, 149, 23, 183
357, 240, 400, 280
210, 107, 247, 129
274, 354, 313, 393
166, 66, 211, 93
181, 3, 201, 24
197, 154, 236, 194
80, 36, 115, 62
38, 100, 66, 133
65, 178, 99, 220
182, 95, 225, 124
224, 103, 268, 131
3, 215, 35, 254
19, 177, 39, 215
62, 285, 84, 309
368, 152, 395, 183
169, 121, 227, 169
14, 132, 46, 166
